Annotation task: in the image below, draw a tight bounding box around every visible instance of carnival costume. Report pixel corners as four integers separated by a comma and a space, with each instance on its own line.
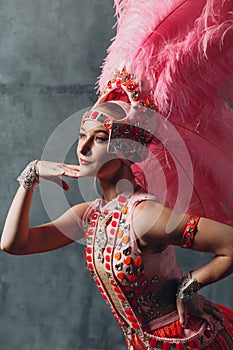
81, 0, 233, 349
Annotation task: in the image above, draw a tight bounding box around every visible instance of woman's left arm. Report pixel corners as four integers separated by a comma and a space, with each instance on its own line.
133, 200, 233, 327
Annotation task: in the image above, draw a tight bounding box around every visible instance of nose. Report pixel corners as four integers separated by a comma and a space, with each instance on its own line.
78, 137, 92, 156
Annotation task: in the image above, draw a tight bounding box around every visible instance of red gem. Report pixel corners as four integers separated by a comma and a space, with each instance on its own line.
128, 315, 137, 322
105, 263, 111, 270
114, 287, 121, 293
149, 338, 157, 347
139, 274, 146, 282
132, 322, 140, 329
102, 294, 107, 300
88, 263, 93, 270
128, 274, 136, 282
106, 247, 112, 254
125, 308, 133, 315
110, 228, 115, 235
94, 278, 100, 285
118, 195, 127, 203
91, 111, 99, 119
117, 272, 125, 280
114, 315, 119, 321
111, 220, 117, 227
113, 212, 120, 219
90, 209, 94, 217
134, 257, 142, 266
124, 286, 131, 292
92, 213, 98, 219
90, 221, 96, 227
107, 80, 112, 88
118, 294, 125, 301
124, 256, 131, 265
104, 209, 109, 215
116, 79, 122, 88
110, 279, 117, 287
106, 255, 110, 262
88, 229, 94, 235
86, 247, 92, 254
86, 255, 92, 262
98, 287, 104, 293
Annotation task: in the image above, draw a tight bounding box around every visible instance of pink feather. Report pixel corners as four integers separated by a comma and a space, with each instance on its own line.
97, 0, 233, 223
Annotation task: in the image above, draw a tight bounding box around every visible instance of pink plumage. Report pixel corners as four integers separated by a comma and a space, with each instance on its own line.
97, 0, 233, 224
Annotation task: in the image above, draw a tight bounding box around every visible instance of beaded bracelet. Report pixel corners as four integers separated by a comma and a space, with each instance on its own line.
17, 160, 39, 190
180, 215, 200, 248
176, 272, 202, 303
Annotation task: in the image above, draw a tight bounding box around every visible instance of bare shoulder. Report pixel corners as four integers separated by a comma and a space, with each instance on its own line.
132, 199, 187, 248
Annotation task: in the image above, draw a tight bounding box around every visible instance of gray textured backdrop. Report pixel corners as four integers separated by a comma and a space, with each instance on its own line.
0, 1, 232, 350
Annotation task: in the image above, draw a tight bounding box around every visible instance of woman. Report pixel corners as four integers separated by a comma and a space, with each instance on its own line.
1, 98, 233, 349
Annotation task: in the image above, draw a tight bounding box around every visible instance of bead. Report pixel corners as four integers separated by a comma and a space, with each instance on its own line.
149, 338, 157, 348
114, 287, 121, 293
106, 246, 112, 254
115, 252, 122, 260
123, 247, 131, 255
128, 315, 137, 322
118, 195, 127, 203
106, 255, 111, 262
122, 236, 129, 244
105, 263, 111, 270
110, 228, 115, 235
121, 206, 128, 214
111, 220, 117, 227
124, 256, 131, 265
87, 263, 93, 270
117, 230, 124, 238
118, 294, 125, 301
128, 274, 136, 282
134, 257, 142, 266
132, 323, 140, 329
103, 209, 109, 215
86, 255, 92, 263
86, 247, 92, 254
117, 272, 125, 280
115, 263, 123, 271
113, 212, 120, 219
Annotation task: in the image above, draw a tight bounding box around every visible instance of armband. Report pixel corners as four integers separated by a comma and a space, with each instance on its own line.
180, 215, 200, 248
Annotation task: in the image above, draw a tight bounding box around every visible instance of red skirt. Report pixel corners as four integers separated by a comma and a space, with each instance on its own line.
128, 305, 233, 350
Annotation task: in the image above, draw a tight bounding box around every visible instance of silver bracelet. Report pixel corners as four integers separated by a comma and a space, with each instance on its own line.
17, 160, 39, 190
176, 272, 202, 303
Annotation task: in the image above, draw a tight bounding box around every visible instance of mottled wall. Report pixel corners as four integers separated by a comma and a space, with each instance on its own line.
0, 1, 232, 350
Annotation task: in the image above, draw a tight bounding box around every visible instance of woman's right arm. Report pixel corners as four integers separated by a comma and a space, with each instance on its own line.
1, 160, 87, 255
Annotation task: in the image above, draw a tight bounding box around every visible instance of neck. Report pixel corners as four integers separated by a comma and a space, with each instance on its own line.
98, 161, 137, 202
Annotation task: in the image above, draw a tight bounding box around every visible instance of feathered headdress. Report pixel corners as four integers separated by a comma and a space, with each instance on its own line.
93, 0, 233, 223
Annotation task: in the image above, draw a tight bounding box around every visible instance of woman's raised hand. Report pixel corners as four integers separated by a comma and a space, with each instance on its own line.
176, 293, 223, 331
37, 160, 80, 191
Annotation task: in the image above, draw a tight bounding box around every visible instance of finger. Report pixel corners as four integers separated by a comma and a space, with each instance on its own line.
203, 306, 223, 322
201, 314, 215, 331
59, 166, 80, 178
50, 177, 70, 191
177, 301, 188, 328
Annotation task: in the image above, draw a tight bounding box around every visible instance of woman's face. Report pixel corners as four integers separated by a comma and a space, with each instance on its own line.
77, 120, 121, 179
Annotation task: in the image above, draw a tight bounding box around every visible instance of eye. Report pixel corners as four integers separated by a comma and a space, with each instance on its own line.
95, 136, 108, 143
78, 132, 86, 139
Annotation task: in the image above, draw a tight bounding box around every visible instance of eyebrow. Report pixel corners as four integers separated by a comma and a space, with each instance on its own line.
80, 126, 109, 136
